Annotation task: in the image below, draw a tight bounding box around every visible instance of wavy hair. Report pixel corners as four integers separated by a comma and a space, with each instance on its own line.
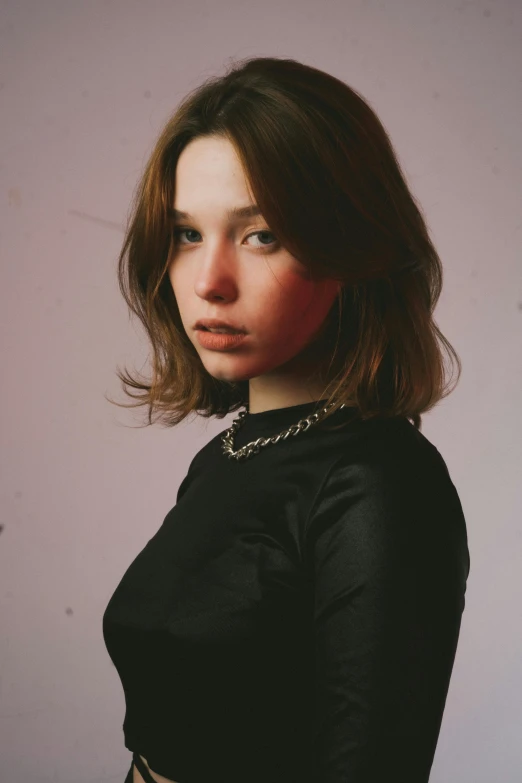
106, 55, 461, 432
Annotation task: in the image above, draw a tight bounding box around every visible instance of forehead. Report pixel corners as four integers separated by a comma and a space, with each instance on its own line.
175, 135, 242, 178
172, 137, 258, 221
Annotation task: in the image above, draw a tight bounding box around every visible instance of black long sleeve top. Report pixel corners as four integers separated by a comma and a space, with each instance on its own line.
102, 399, 470, 783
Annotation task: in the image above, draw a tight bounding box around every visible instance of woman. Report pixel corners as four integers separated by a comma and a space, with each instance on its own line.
102, 55, 470, 783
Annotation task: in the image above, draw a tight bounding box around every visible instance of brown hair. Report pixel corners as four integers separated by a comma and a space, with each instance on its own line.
106, 55, 461, 432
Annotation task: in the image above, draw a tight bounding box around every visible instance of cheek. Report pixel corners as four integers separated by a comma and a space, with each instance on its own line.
258, 298, 318, 352
273, 284, 336, 348
261, 270, 313, 314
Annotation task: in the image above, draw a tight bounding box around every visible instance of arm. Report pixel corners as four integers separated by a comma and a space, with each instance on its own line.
305, 446, 470, 782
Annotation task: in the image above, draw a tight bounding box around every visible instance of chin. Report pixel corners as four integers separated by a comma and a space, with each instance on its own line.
203, 366, 252, 383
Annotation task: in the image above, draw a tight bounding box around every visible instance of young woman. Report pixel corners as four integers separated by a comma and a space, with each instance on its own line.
102, 56, 470, 783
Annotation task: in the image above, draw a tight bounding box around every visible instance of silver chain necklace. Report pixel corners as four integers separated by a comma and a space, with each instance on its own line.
221, 400, 345, 461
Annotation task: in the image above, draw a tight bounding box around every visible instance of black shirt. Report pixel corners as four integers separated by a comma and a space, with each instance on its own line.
102, 400, 470, 782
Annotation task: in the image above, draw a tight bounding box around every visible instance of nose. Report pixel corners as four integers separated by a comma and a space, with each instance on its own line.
194, 243, 240, 303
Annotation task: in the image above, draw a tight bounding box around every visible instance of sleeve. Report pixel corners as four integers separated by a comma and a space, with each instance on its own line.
304, 446, 470, 783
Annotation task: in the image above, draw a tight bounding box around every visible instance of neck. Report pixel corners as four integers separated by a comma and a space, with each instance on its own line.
247, 354, 337, 415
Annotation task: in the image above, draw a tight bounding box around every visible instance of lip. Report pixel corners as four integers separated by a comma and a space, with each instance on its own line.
196, 330, 247, 351
195, 319, 246, 333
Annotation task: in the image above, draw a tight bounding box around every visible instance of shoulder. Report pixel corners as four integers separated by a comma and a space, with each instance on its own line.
317, 415, 456, 502
305, 416, 468, 560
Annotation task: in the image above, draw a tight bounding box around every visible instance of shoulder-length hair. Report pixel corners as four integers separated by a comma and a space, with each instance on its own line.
106, 55, 461, 432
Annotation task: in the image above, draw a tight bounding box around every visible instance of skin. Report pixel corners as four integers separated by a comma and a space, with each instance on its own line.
167, 134, 341, 416
134, 756, 180, 783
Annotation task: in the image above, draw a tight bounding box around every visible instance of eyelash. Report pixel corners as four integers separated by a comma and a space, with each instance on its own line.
172, 227, 279, 252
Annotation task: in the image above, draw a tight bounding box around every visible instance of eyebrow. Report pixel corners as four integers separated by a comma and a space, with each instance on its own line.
167, 205, 262, 222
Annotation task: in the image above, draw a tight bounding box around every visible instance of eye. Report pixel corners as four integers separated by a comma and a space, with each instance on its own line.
247, 230, 278, 249
172, 228, 279, 251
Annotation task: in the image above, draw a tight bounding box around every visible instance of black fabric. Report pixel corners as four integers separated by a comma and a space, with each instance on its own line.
132, 752, 162, 783
103, 399, 470, 783
123, 752, 162, 782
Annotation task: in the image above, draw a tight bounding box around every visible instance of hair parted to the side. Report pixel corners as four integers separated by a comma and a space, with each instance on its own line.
105, 55, 461, 432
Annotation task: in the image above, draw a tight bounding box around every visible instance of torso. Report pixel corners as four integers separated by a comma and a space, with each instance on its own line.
133, 754, 180, 783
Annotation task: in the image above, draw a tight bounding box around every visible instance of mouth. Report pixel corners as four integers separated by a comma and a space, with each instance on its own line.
195, 329, 247, 350
197, 327, 244, 334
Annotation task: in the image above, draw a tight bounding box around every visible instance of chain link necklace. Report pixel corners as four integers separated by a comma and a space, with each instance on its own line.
221, 400, 345, 461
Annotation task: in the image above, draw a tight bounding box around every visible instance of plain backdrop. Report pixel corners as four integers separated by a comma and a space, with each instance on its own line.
1, 1, 521, 781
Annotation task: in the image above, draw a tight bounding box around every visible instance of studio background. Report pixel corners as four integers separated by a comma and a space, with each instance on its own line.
1, 1, 521, 781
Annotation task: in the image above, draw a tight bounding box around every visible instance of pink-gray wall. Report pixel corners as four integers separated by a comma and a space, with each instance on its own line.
1, 1, 521, 781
